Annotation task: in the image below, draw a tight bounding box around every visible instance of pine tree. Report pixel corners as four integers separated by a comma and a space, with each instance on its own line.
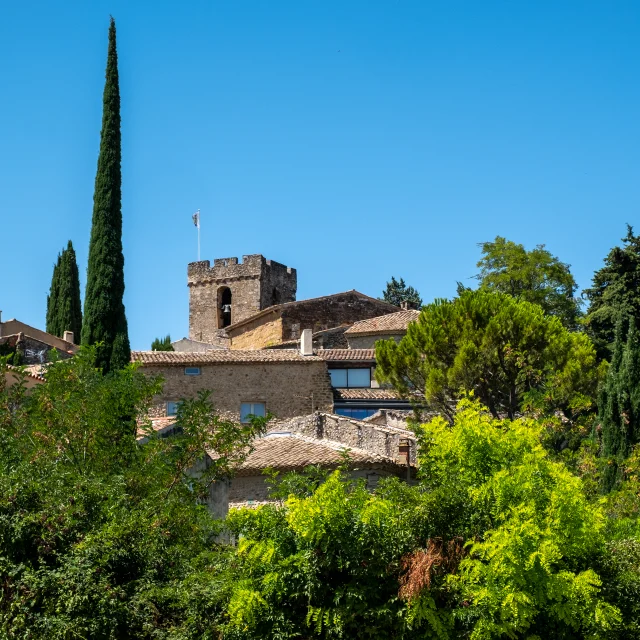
46, 253, 62, 336
600, 315, 640, 492
381, 276, 423, 308
151, 335, 174, 351
82, 17, 130, 372
46, 241, 82, 341
585, 225, 640, 360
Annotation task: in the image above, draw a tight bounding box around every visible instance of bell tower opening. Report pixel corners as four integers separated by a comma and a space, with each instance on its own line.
218, 287, 232, 328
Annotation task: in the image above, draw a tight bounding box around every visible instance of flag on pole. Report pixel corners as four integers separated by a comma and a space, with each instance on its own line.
192, 210, 200, 228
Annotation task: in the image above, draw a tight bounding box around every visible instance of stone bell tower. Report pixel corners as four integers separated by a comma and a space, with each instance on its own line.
187, 254, 297, 343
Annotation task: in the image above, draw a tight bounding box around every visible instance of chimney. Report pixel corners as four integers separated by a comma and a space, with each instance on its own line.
398, 437, 412, 481
63, 331, 74, 345
300, 328, 313, 356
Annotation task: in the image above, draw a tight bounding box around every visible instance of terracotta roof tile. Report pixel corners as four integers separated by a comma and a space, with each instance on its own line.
5, 364, 46, 383
344, 310, 420, 335
131, 349, 322, 365
316, 349, 376, 361
333, 388, 401, 400
232, 433, 400, 475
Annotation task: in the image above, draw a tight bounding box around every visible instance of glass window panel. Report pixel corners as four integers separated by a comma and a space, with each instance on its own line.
329, 369, 348, 387
184, 367, 201, 376
347, 368, 371, 388
241, 402, 266, 423
167, 401, 181, 416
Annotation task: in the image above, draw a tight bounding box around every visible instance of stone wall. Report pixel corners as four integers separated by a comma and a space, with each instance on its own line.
229, 317, 283, 350
142, 361, 333, 421
188, 255, 296, 343
346, 332, 404, 350
228, 292, 399, 350
277, 412, 417, 465
229, 468, 397, 507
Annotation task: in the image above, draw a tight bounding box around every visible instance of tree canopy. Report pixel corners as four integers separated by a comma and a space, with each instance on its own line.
151, 334, 174, 351
82, 18, 130, 372
381, 276, 423, 308
375, 289, 601, 421
584, 225, 640, 359
473, 236, 582, 329
46, 240, 82, 341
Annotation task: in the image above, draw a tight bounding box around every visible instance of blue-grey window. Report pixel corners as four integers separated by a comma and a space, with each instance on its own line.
240, 402, 266, 423
335, 408, 377, 420
328, 368, 371, 388
184, 366, 201, 376
167, 401, 182, 416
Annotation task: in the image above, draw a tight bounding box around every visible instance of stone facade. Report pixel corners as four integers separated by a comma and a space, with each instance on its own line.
346, 333, 404, 349
226, 291, 400, 350
188, 254, 296, 343
138, 359, 333, 421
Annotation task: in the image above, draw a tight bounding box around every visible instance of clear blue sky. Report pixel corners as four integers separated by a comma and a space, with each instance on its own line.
1, 1, 639, 350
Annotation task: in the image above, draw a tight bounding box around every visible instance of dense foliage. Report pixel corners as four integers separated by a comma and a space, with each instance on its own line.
46, 240, 82, 340
152, 334, 175, 351
599, 317, 640, 492
224, 401, 625, 639
381, 276, 423, 308
585, 225, 640, 360
82, 18, 130, 372
375, 289, 601, 422
0, 349, 266, 638
473, 236, 582, 329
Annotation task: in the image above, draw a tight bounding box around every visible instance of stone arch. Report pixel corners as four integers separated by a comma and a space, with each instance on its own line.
217, 286, 232, 328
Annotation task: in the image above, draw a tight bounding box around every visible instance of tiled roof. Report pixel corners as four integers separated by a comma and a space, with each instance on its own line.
136, 417, 178, 439
232, 433, 401, 475
316, 349, 376, 361
344, 310, 420, 335
5, 364, 46, 382
131, 349, 322, 365
226, 290, 399, 331
333, 388, 401, 400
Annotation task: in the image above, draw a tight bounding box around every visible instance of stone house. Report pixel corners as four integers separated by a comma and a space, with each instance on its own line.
224, 411, 417, 509
344, 308, 421, 349
131, 348, 334, 422
316, 348, 413, 420
0, 315, 77, 366
3, 364, 45, 390
226, 291, 400, 350
186, 253, 400, 350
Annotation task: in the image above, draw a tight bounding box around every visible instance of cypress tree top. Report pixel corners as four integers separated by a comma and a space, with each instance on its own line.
82, 17, 130, 372
46, 241, 82, 341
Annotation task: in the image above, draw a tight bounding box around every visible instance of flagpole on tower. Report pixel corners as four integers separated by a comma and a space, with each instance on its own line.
192, 209, 201, 261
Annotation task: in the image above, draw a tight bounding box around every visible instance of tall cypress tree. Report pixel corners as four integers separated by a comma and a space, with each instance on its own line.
82, 17, 130, 372
46, 241, 82, 341
600, 315, 640, 492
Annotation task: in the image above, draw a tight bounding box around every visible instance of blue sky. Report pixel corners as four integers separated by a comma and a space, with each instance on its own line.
1, 1, 639, 350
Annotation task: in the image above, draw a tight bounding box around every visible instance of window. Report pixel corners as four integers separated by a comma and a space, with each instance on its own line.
167, 401, 182, 416
184, 366, 201, 376
240, 402, 266, 423
328, 368, 371, 388
335, 407, 377, 420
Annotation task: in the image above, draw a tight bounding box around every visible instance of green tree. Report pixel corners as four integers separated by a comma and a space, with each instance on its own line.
381, 276, 422, 308
151, 334, 174, 351
474, 236, 582, 329
375, 290, 601, 422
599, 316, 640, 493
224, 400, 621, 639
46, 240, 82, 341
0, 349, 267, 638
584, 225, 640, 359
82, 18, 130, 372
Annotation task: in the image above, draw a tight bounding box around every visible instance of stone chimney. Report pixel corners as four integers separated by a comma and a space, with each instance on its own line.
400, 300, 419, 311
63, 331, 74, 345
300, 329, 313, 356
